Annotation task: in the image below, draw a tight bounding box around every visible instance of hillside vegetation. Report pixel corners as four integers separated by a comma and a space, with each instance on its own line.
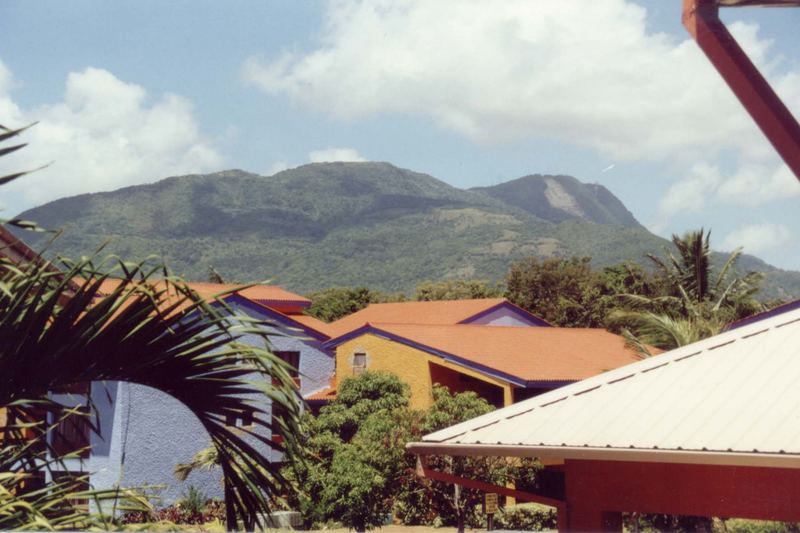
15, 162, 800, 299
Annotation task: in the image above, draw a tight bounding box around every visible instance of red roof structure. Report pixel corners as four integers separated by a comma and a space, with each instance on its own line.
683, 0, 800, 180
325, 298, 548, 338
328, 323, 646, 385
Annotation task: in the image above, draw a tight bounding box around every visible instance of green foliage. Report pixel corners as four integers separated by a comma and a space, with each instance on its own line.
306, 286, 403, 322
283, 377, 541, 532
721, 518, 800, 533
505, 256, 607, 327
414, 279, 502, 301
0, 125, 306, 530
16, 161, 799, 299
283, 372, 414, 531
610, 229, 764, 351
178, 485, 207, 516
394, 386, 542, 531
493, 503, 558, 531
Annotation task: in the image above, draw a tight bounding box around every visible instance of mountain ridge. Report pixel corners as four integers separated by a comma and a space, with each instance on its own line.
13, 162, 800, 299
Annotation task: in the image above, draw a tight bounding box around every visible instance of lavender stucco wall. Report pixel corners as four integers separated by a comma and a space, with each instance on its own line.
86, 299, 334, 504
466, 306, 541, 326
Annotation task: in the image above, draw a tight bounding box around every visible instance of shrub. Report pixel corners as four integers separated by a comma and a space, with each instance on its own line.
493, 503, 558, 531
722, 519, 800, 533
121, 498, 226, 526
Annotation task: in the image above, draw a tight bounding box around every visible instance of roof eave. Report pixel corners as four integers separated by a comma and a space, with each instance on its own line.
406, 442, 800, 469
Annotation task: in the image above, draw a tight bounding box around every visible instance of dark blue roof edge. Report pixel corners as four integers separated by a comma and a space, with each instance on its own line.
325, 324, 530, 387
724, 299, 800, 332
222, 294, 330, 342
459, 301, 552, 327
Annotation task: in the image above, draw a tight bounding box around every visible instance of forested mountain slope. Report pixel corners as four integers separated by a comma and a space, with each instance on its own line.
15, 162, 800, 298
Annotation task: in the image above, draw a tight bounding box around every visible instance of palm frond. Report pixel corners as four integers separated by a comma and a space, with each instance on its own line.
0, 253, 306, 530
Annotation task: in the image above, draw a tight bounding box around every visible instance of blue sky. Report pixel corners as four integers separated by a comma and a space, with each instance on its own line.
1, 1, 799, 269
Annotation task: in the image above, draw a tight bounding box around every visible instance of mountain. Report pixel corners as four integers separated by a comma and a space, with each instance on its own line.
13, 162, 800, 299
472, 174, 641, 228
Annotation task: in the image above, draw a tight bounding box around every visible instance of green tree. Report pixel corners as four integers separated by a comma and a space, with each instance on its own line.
414, 279, 502, 301
505, 256, 605, 327
0, 123, 304, 531
305, 287, 404, 322
395, 386, 541, 533
283, 372, 414, 531
610, 229, 763, 352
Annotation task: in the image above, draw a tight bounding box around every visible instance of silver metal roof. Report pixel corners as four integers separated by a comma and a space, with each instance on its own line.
414, 307, 800, 468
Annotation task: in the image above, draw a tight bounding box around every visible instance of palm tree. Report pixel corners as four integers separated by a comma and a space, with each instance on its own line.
0, 123, 304, 530
646, 228, 762, 317
610, 229, 762, 352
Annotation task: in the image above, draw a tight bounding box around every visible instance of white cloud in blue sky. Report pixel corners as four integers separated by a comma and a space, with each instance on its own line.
0, 63, 221, 210
242, 1, 794, 163
2, 0, 800, 268
723, 223, 791, 254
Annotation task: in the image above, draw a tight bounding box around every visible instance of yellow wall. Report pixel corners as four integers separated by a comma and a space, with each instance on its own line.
335, 333, 514, 410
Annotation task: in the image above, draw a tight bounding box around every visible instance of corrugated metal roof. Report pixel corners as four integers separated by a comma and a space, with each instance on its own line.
417, 308, 800, 466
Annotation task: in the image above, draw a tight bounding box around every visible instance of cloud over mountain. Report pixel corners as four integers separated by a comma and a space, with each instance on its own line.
0, 61, 221, 212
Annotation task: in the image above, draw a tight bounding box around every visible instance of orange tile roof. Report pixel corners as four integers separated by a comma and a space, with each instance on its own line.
326, 298, 512, 338
74, 278, 310, 319
0, 226, 40, 264
304, 377, 337, 402
286, 313, 332, 338
363, 323, 646, 384
91, 279, 309, 307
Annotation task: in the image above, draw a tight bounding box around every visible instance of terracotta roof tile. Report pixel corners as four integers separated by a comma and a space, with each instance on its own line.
364, 323, 646, 383
74, 278, 309, 318
286, 313, 332, 338
304, 377, 337, 402
326, 298, 518, 338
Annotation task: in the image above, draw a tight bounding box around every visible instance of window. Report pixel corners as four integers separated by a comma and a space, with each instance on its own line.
225, 408, 254, 428
274, 350, 300, 381
352, 351, 367, 375
52, 405, 91, 459
51, 471, 90, 510
271, 402, 286, 444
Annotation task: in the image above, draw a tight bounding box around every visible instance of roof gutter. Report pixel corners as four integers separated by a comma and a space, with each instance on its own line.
682, 0, 800, 180
407, 441, 800, 469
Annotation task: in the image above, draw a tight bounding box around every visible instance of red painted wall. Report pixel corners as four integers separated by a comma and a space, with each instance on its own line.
562, 459, 800, 530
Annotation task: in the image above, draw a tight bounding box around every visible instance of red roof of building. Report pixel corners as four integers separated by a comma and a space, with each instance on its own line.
0, 226, 40, 264
346, 323, 648, 384
304, 377, 338, 402
325, 298, 542, 338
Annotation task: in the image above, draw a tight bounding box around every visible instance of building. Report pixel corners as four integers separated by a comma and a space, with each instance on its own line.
323, 299, 642, 409
324, 298, 551, 339
57, 280, 334, 504
409, 305, 800, 531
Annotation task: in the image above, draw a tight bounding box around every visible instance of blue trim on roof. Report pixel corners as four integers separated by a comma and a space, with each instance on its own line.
724, 299, 800, 332
251, 298, 310, 310
459, 301, 551, 327
219, 294, 330, 342
325, 324, 530, 387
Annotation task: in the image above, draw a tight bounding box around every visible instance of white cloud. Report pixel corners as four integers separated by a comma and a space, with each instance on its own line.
722, 223, 791, 254
655, 161, 800, 229
267, 161, 291, 175
657, 162, 722, 220
717, 163, 800, 205
307, 147, 366, 163
0, 63, 222, 212
242, 0, 799, 163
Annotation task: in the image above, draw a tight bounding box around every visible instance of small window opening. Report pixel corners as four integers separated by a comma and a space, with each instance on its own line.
353, 352, 367, 375
225, 408, 254, 428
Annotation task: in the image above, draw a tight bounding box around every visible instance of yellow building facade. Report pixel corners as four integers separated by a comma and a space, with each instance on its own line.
335, 332, 515, 410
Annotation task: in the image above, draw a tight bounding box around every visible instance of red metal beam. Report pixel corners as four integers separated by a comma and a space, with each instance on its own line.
415, 455, 565, 509
682, 0, 800, 180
